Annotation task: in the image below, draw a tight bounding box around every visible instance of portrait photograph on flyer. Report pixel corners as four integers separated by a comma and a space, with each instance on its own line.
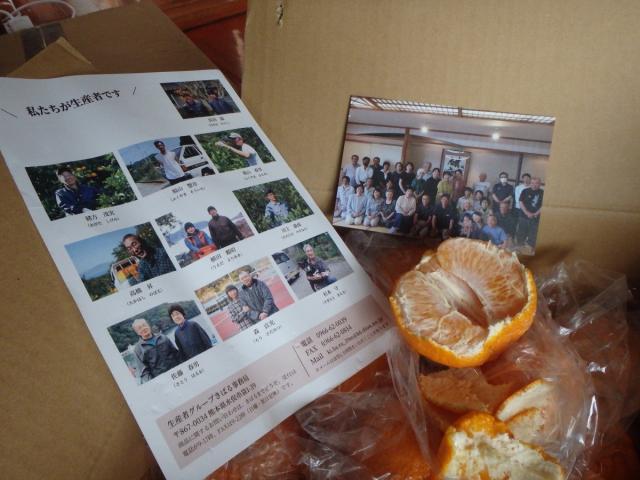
233, 178, 314, 233
272, 232, 353, 300
160, 79, 240, 120
118, 136, 215, 198
25, 154, 137, 221
107, 300, 217, 385
194, 257, 295, 341
195, 126, 276, 173
155, 202, 254, 269
65, 222, 176, 301
333, 96, 554, 255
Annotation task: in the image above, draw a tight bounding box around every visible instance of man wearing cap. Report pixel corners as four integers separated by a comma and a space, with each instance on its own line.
207, 206, 244, 248
215, 132, 261, 167
264, 190, 289, 227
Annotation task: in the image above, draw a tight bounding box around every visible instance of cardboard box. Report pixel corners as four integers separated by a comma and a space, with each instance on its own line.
0, 2, 212, 479
242, 0, 640, 279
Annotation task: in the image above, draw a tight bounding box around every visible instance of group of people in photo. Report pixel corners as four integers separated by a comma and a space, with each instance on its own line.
170, 86, 236, 119
335, 155, 544, 250
132, 305, 213, 383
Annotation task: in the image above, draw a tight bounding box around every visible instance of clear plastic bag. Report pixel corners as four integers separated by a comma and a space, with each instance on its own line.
209, 232, 639, 479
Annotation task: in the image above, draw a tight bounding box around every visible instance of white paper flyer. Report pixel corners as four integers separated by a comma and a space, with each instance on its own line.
0, 70, 392, 479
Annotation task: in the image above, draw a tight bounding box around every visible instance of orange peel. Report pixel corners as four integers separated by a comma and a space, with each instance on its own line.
390, 238, 537, 367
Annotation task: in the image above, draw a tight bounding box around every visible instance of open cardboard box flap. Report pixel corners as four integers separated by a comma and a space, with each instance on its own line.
0, 2, 212, 479
242, 0, 640, 279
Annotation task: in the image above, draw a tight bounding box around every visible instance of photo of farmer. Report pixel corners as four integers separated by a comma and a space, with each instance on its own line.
25, 154, 137, 221
195, 127, 275, 173
160, 80, 240, 119
273, 233, 353, 299
233, 178, 313, 233
119, 136, 214, 197
65, 223, 175, 301
155, 205, 254, 268
194, 258, 294, 341
107, 300, 216, 385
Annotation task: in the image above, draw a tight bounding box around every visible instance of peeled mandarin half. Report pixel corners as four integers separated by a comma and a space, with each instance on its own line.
390, 238, 537, 367
437, 412, 564, 480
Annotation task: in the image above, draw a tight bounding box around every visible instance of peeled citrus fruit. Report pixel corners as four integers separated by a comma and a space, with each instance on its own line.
390, 238, 537, 367
419, 368, 512, 414
437, 412, 564, 480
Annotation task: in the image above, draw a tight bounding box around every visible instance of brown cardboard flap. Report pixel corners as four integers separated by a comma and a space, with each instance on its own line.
9, 37, 97, 78
0, 2, 214, 480
243, 0, 640, 278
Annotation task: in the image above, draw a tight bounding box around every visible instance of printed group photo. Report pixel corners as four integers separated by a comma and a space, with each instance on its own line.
25, 154, 137, 221
65, 222, 175, 301
233, 178, 313, 233
194, 258, 294, 341
119, 136, 215, 197
160, 79, 240, 119
108, 300, 216, 385
333, 96, 554, 255
195, 127, 275, 173
155, 200, 254, 268
272, 232, 353, 299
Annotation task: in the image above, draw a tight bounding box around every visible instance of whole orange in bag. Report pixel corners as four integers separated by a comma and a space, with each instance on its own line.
390, 238, 537, 367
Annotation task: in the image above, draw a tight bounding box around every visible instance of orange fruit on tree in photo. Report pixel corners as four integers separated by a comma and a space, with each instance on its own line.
390, 238, 537, 367
437, 411, 564, 480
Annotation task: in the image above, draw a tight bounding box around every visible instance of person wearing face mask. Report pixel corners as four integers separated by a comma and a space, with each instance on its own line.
491, 171, 514, 212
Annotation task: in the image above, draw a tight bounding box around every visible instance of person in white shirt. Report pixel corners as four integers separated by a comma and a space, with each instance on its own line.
342, 155, 360, 188
355, 156, 374, 185
345, 185, 367, 225
215, 132, 262, 166
389, 187, 417, 234
514, 173, 531, 210
473, 172, 492, 199
334, 175, 354, 219
154, 140, 189, 185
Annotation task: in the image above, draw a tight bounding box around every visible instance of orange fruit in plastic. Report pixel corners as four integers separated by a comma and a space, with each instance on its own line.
390, 238, 537, 367
437, 411, 564, 480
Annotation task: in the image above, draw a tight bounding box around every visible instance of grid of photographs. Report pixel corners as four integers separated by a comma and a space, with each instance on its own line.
333, 96, 554, 255
22, 77, 351, 388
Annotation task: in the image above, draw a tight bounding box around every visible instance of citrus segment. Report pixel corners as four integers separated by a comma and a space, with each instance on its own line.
495, 379, 555, 422
505, 407, 548, 444
437, 412, 564, 480
391, 239, 537, 367
419, 368, 512, 414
